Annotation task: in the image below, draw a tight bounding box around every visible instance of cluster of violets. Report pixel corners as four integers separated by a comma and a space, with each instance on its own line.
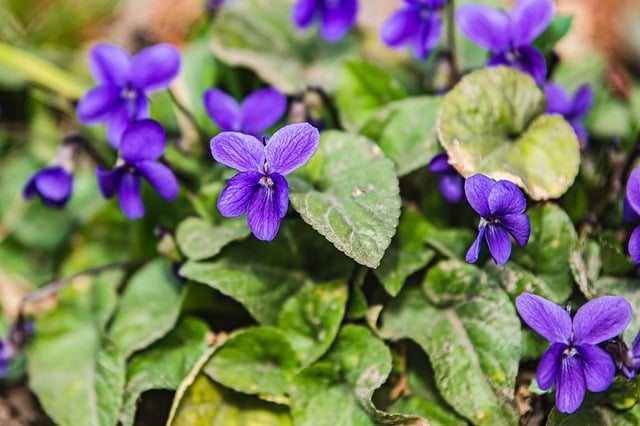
15, 0, 640, 417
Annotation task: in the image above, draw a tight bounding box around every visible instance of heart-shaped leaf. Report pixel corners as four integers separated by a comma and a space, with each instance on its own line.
289, 130, 401, 267
176, 216, 250, 260
437, 66, 580, 200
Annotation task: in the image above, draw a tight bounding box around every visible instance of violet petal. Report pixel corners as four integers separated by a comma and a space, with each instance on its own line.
88, 43, 131, 86
246, 181, 282, 241
264, 122, 319, 175
270, 172, 290, 219
544, 82, 572, 116
464, 174, 493, 218
629, 226, 640, 264
499, 213, 530, 247
129, 44, 181, 93
485, 223, 512, 264
381, 7, 421, 48
292, 0, 317, 29
573, 296, 632, 345
626, 169, 640, 215
76, 85, 120, 124
515, 292, 572, 344
514, 45, 547, 85
136, 161, 179, 201
556, 354, 586, 414
623, 196, 640, 223
320, 0, 358, 42
572, 84, 594, 118
203, 88, 241, 132
412, 13, 442, 60
465, 223, 486, 263
455, 4, 510, 51
240, 88, 287, 136
33, 167, 73, 203
210, 132, 265, 172
105, 101, 134, 148
119, 119, 166, 163
217, 171, 262, 217
428, 153, 452, 174
118, 172, 144, 219
96, 167, 122, 199
537, 342, 564, 390
488, 180, 526, 216
509, 0, 555, 45
439, 174, 464, 204
577, 344, 615, 392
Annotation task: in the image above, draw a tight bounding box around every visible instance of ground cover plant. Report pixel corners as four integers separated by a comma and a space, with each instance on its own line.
2, 0, 640, 424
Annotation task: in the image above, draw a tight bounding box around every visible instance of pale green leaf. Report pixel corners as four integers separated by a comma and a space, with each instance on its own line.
289, 130, 401, 268
278, 281, 348, 367
438, 66, 580, 200
209, 0, 359, 93
170, 374, 292, 426
119, 317, 210, 426
204, 327, 298, 400
380, 260, 521, 425
361, 96, 442, 176
108, 259, 184, 357
374, 207, 435, 296
28, 272, 125, 426
176, 216, 250, 260
336, 60, 406, 131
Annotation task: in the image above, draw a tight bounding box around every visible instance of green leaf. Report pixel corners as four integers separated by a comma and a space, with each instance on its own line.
0, 42, 89, 99
108, 259, 184, 357
361, 96, 442, 176
28, 271, 125, 426
170, 374, 292, 426
204, 326, 298, 401
291, 325, 414, 426
289, 130, 401, 268
209, 0, 359, 93
437, 66, 580, 200
570, 238, 601, 299
374, 208, 435, 296
119, 317, 210, 426
606, 376, 640, 411
278, 281, 348, 366
176, 216, 250, 260
179, 220, 352, 325
490, 203, 577, 303
336, 60, 406, 131
533, 15, 574, 53
380, 260, 521, 425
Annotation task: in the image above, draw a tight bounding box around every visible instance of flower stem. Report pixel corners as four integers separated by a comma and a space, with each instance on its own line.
167, 88, 211, 152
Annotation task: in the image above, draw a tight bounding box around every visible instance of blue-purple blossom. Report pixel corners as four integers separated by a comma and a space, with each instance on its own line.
624, 331, 640, 379
464, 174, 530, 264
381, 0, 446, 60
76, 43, 181, 148
625, 169, 640, 263
292, 0, 358, 42
210, 122, 320, 241
96, 119, 179, 220
456, 0, 554, 84
23, 166, 73, 208
203, 88, 287, 138
0, 339, 11, 378
516, 292, 632, 413
545, 82, 594, 148
428, 153, 463, 203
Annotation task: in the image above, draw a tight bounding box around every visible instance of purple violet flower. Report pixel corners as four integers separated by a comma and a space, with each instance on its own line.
210, 122, 320, 241
456, 0, 554, 84
0, 339, 12, 378
76, 43, 181, 148
625, 169, 640, 263
545, 82, 594, 148
292, 0, 358, 42
515, 292, 632, 413
203, 88, 287, 138
96, 119, 179, 220
628, 332, 640, 377
428, 153, 463, 203
381, 0, 446, 60
464, 174, 530, 264
23, 166, 73, 208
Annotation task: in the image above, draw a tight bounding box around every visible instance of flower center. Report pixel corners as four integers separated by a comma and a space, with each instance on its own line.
563, 346, 578, 358
260, 175, 274, 188
121, 85, 137, 102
